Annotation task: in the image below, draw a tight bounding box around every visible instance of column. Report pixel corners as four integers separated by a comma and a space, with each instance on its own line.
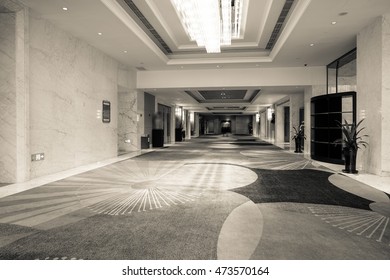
289, 93, 304, 152
275, 104, 284, 145
357, 13, 390, 175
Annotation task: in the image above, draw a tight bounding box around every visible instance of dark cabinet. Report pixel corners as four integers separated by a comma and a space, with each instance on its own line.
311, 92, 356, 164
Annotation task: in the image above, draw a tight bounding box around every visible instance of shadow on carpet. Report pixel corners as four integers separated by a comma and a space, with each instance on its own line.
232, 169, 372, 210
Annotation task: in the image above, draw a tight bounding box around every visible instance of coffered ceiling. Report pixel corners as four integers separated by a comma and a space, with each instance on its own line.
13, 0, 390, 114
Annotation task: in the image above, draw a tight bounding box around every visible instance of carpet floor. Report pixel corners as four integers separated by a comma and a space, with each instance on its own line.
0, 135, 389, 260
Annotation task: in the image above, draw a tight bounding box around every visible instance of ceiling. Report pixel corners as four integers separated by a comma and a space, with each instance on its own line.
14, 0, 390, 114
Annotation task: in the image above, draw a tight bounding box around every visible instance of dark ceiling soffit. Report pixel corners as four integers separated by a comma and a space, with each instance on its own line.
199, 90, 247, 100
206, 107, 247, 110
119, 0, 172, 54
248, 89, 261, 103
185, 91, 200, 103
211, 112, 244, 115
185, 89, 261, 104
199, 100, 251, 104
266, 0, 295, 50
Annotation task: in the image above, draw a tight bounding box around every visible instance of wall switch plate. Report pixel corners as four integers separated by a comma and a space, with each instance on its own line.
31, 153, 45, 161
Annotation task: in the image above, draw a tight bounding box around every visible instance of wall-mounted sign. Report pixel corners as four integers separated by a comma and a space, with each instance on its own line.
102, 100, 111, 123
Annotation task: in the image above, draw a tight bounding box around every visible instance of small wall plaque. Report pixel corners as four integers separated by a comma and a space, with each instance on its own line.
102, 100, 110, 123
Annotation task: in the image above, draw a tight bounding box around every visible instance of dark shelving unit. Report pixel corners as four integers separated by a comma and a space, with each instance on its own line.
311, 92, 356, 164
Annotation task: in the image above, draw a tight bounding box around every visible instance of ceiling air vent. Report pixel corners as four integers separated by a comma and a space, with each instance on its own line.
136, 67, 147, 71
266, 0, 295, 50
121, 0, 172, 54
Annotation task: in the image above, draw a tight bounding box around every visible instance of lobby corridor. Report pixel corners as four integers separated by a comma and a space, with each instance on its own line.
0, 135, 389, 260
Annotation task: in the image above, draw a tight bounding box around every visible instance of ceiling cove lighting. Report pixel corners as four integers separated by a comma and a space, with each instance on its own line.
171, 0, 243, 53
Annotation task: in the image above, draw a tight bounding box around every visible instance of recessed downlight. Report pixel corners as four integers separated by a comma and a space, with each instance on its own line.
98, 32, 103, 36
310, 43, 314, 47
123, 50, 128, 53
62, 7, 68, 11
331, 21, 337, 25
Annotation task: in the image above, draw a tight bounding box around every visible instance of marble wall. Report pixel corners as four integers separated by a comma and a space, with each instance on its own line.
28, 11, 125, 178
0, 12, 16, 183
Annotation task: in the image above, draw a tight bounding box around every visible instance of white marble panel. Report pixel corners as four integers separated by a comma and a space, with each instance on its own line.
118, 90, 138, 153
0, 12, 16, 183
29, 12, 119, 178
357, 16, 383, 174
381, 13, 390, 175
15, 8, 30, 183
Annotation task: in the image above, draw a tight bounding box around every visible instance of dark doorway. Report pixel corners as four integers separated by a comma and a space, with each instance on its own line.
284, 107, 290, 142
221, 120, 231, 135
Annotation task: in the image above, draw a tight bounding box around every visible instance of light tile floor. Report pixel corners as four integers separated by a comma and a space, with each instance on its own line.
315, 161, 390, 195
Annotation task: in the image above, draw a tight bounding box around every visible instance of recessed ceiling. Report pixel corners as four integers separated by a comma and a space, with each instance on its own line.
12, 0, 390, 114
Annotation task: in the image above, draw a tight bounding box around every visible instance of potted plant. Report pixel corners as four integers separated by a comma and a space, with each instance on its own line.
292, 125, 305, 153
334, 119, 368, 173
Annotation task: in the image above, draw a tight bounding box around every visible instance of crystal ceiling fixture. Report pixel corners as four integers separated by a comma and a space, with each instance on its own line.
171, 0, 243, 53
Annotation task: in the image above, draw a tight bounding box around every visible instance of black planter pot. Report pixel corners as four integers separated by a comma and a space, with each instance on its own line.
342, 148, 358, 174
294, 137, 302, 153
175, 128, 183, 142
342, 147, 350, 173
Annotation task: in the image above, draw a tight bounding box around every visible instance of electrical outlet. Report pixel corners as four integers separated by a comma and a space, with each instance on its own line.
31, 153, 45, 161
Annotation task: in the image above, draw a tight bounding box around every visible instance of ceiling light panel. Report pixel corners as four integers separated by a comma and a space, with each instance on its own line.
171, 0, 244, 53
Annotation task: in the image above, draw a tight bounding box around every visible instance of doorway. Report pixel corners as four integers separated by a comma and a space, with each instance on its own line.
157, 104, 171, 144
284, 107, 290, 142
221, 120, 231, 135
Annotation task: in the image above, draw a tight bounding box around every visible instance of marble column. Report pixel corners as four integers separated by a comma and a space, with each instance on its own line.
0, 4, 29, 183
15, 8, 30, 182
193, 113, 199, 138
118, 90, 138, 153
186, 110, 191, 140
289, 93, 304, 152
357, 13, 390, 176
0, 11, 16, 183
260, 111, 266, 139
275, 104, 284, 145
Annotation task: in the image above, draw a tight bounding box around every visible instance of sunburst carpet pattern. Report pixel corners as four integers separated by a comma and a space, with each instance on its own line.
0, 135, 389, 260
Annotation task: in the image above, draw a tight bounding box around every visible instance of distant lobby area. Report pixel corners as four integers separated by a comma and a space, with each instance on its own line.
0, 136, 389, 260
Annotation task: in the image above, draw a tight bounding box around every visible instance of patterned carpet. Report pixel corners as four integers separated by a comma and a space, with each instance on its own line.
0, 135, 389, 259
